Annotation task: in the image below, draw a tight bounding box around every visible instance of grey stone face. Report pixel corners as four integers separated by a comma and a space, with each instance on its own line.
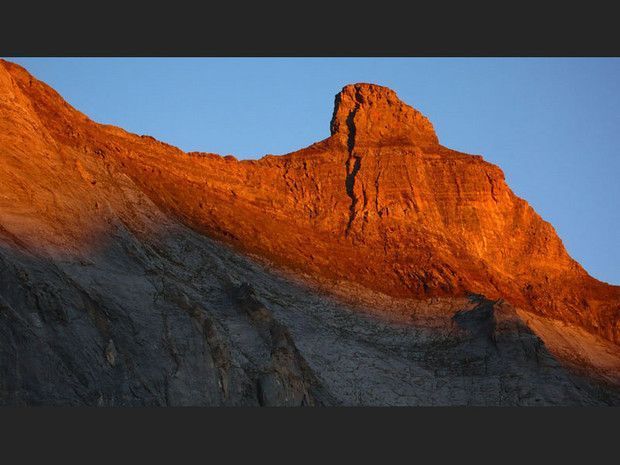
0, 210, 618, 406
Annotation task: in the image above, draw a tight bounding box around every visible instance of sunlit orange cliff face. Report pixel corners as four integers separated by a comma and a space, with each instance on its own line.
0, 59, 618, 346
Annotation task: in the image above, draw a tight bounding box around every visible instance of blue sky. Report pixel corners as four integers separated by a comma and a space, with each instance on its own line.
7, 58, 620, 285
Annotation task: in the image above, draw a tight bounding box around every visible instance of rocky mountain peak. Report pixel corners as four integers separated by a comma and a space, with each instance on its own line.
329, 83, 439, 149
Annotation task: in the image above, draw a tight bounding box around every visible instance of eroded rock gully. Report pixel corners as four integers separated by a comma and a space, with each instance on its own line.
0, 60, 618, 405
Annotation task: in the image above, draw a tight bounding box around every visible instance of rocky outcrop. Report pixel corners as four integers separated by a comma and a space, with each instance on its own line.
110, 82, 618, 345
330, 83, 439, 148
0, 59, 618, 405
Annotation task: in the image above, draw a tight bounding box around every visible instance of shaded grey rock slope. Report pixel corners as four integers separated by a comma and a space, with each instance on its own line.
1, 201, 618, 406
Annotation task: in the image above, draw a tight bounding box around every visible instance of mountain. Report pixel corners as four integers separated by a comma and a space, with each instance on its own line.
0, 59, 618, 406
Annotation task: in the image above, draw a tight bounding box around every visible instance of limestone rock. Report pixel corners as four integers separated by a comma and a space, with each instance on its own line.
0, 59, 618, 406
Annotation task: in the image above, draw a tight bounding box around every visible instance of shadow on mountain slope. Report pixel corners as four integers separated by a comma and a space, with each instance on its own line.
1, 218, 618, 406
